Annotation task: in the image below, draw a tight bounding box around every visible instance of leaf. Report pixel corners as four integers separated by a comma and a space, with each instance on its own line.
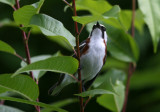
0, 96, 68, 112
0, 74, 39, 101
93, 69, 126, 90
138, 0, 160, 53
72, 15, 104, 25
29, 14, 76, 48
0, 40, 16, 54
21, 55, 52, 80
119, 10, 132, 31
107, 26, 139, 62
13, 56, 78, 77
75, 0, 112, 15
32, 0, 44, 13
41, 98, 78, 112
75, 89, 114, 97
97, 81, 125, 112
13, 5, 37, 26
93, 69, 126, 112
0, 105, 24, 112
0, 0, 16, 6
135, 10, 145, 33
72, 5, 120, 25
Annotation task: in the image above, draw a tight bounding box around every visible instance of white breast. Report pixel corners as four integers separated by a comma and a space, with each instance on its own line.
80, 36, 106, 83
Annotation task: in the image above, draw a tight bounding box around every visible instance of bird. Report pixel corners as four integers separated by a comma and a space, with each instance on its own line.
49, 22, 107, 95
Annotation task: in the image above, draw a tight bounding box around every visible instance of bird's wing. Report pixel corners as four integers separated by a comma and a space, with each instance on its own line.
48, 38, 88, 95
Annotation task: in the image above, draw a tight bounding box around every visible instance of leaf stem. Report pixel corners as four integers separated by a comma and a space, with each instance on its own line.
122, 0, 136, 112
0, 100, 4, 105
72, 0, 84, 112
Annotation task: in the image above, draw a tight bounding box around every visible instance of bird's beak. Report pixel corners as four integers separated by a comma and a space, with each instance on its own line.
96, 21, 100, 27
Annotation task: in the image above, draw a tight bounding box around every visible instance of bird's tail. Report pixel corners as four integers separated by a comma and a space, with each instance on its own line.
48, 74, 76, 96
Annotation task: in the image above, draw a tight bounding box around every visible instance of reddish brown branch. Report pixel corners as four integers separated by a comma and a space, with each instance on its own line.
72, 0, 84, 112
62, 0, 72, 9
14, 1, 40, 111
122, 0, 136, 112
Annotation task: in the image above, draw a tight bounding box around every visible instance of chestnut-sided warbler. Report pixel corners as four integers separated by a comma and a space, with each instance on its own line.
49, 22, 107, 95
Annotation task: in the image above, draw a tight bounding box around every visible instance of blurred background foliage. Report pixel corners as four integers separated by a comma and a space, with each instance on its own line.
0, 0, 160, 112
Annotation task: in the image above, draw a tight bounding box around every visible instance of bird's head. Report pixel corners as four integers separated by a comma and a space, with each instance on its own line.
90, 22, 107, 43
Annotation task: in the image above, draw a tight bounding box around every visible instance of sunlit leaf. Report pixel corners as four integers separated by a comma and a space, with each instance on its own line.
0, 0, 16, 6
32, 0, 44, 13
138, 0, 160, 52
0, 74, 39, 101
13, 56, 78, 77
0, 96, 67, 112
0, 105, 24, 112
72, 5, 120, 25
13, 5, 37, 26
0, 40, 15, 54
75, 0, 112, 15
75, 89, 114, 97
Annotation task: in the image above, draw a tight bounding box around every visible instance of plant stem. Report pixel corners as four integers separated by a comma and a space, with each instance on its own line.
122, 0, 136, 112
0, 100, 4, 105
62, 0, 72, 9
72, 0, 84, 112
15, 53, 26, 62
14, 1, 40, 111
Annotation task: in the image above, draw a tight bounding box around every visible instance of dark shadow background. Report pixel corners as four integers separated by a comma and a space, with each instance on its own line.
0, 0, 160, 112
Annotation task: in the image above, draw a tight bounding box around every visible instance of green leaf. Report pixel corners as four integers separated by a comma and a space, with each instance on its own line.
0, 105, 24, 112
135, 10, 145, 33
0, 40, 16, 54
0, 96, 67, 112
107, 26, 139, 62
32, 0, 44, 13
75, 89, 114, 97
75, 0, 112, 15
103, 5, 121, 18
93, 69, 126, 90
138, 0, 160, 53
97, 81, 125, 112
119, 10, 132, 31
94, 69, 126, 112
13, 56, 78, 77
21, 55, 52, 80
72, 15, 104, 25
0, 74, 39, 101
72, 5, 120, 25
29, 14, 76, 48
13, 5, 37, 26
41, 98, 78, 112
0, 0, 15, 6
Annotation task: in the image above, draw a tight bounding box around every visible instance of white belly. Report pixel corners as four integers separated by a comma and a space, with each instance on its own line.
80, 38, 106, 83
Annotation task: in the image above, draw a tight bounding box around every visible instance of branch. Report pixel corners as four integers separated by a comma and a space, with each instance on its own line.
72, 0, 84, 112
122, 0, 136, 112
15, 53, 26, 62
62, 0, 72, 9
14, 1, 40, 111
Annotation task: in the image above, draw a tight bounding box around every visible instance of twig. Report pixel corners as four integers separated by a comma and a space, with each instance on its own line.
72, 0, 84, 112
122, 0, 136, 112
12, 6, 16, 11
79, 25, 85, 35
62, 0, 72, 9
0, 100, 4, 105
15, 53, 26, 62
14, 0, 40, 111
83, 97, 91, 109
